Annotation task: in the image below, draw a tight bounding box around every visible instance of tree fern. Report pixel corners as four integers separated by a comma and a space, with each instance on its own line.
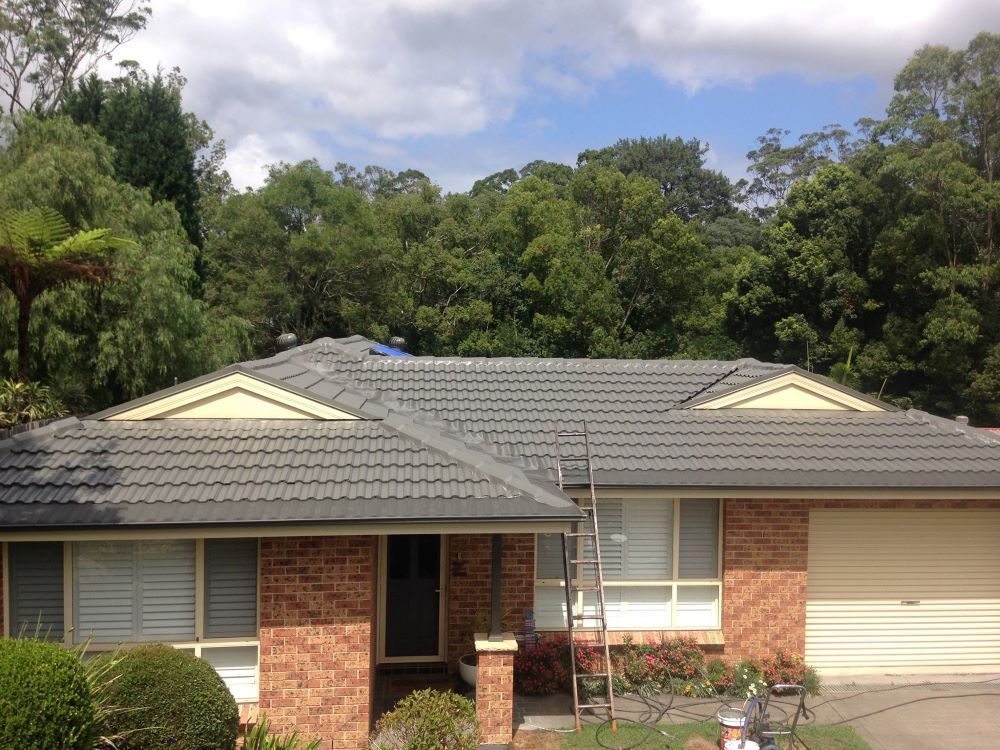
0, 208, 133, 380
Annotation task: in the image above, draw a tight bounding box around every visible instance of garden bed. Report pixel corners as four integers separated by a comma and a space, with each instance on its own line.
515, 637, 820, 701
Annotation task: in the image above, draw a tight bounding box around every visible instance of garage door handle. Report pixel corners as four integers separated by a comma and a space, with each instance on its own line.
901, 600, 920, 606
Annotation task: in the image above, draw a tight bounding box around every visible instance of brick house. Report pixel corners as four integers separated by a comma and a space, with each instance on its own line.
2, 335, 1000, 748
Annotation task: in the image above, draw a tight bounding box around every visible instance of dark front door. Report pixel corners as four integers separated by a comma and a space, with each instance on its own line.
384, 535, 442, 659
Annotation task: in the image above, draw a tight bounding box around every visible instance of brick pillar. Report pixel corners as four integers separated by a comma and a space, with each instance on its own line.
447, 534, 534, 669
722, 499, 809, 659
474, 633, 517, 747
259, 536, 376, 750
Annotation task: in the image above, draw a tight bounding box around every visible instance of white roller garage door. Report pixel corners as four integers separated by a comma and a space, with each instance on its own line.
806, 509, 1000, 673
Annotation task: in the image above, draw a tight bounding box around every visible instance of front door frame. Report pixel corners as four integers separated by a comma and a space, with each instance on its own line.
376, 534, 447, 664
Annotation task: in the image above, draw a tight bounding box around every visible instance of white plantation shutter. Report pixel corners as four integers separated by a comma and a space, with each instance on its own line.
626, 502, 673, 579
75, 542, 136, 642
679, 500, 720, 579
74, 541, 196, 643
9, 542, 64, 640
595, 501, 625, 579
205, 539, 258, 638
594, 500, 672, 580
140, 541, 196, 640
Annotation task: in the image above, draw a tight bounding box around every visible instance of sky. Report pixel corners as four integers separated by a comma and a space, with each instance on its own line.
116, 0, 1000, 193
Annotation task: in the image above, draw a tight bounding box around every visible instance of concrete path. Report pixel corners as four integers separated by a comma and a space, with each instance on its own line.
515, 675, 1000, 749
807, 675, 1000, 749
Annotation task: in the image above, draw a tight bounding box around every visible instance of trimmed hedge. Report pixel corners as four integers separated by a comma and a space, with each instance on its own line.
98, 644, 238, 750
0, 638, 94, 750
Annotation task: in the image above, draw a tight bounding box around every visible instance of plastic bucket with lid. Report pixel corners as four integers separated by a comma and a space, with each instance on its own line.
717, 707, 745, 749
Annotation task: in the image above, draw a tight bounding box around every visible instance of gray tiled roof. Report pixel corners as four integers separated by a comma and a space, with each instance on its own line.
0, 418, 580, 528
243, 336, 1000, 489
4, 334, 1000, 532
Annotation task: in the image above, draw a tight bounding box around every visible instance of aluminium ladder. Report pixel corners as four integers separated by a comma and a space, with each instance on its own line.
555, 421, 617, 732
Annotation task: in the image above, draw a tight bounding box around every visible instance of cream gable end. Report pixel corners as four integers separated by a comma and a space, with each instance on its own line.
106, 372, 359, 420
690, 371, 886, 412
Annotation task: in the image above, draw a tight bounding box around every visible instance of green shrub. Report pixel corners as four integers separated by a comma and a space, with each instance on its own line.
243, 714, 321, 750
0, 637, 94, 750
97, 644, 238, 750
370, 688, 479, 750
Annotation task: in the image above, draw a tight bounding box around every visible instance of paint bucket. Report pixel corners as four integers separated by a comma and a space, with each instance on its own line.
717, 707, 745, 749
724, 742, 759, 750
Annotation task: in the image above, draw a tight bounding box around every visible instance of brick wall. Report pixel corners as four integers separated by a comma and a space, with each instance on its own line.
476, 649, 516, 745
722, 499, 809, 660
258, 536, 376, 750
447, 533, 534, 668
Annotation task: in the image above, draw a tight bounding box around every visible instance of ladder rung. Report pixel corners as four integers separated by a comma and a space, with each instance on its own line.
579, 702, 614, 709
565, 532, 596, 538
559, 455, 590, 461
573, 585, 604, 592
575, 673, 612, 680
571, 613, 604, 620
558, 431, 587, 437
570, 559, 599, 564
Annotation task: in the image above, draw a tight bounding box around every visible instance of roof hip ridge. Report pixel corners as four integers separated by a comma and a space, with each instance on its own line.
379, 409, 574, 511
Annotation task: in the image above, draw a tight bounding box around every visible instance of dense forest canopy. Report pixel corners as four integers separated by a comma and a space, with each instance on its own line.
1, 15, 999, 425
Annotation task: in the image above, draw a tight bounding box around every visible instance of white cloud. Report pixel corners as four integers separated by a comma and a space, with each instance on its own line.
115, 0, 999, 189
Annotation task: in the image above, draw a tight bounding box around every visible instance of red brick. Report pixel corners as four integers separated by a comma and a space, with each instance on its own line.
258, 536, 376, 750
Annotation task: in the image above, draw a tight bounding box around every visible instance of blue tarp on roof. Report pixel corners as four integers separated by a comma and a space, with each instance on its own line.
370, 343, 412, 357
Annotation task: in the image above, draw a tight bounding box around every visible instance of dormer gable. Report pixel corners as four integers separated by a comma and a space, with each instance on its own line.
687, 370, 890, 412
94, 369, 361, 421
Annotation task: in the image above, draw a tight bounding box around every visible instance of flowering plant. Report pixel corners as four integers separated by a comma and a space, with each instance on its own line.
513, 638, 570, 695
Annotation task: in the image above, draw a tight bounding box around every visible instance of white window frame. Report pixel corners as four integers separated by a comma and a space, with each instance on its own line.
2, 538, 261, 703
534, 498, 723, 630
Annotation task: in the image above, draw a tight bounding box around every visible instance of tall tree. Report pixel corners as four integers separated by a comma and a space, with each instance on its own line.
0, 0, 150, 116
0, 206, 129, 380
0, 115, 246, 409
577, 135, 735, 221
743, 125, 853, 218
63, 67, 207, 247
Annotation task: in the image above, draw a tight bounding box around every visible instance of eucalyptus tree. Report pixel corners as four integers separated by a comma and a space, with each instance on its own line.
0, 0, 150, 116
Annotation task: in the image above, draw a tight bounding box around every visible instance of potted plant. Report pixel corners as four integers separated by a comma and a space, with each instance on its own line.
459, 608, 513, 687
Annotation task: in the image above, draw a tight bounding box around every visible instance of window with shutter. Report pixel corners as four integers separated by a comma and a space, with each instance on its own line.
205, 539, 258, 638
74, 540, 196, 643
140, 541, 196, 640
8, 542, 64, 640
75, 541, 137, 643
679, 500, 720, 579
535, 498, 721, 630
6, 537, 260, 703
